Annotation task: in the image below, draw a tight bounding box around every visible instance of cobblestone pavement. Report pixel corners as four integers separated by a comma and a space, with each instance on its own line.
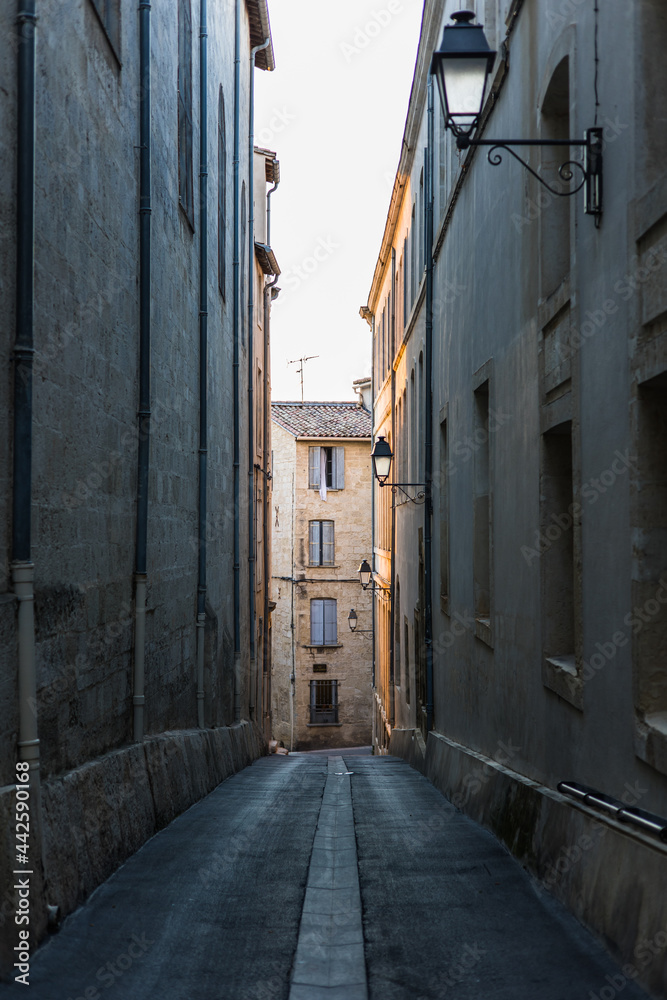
0, 752, 650, 1000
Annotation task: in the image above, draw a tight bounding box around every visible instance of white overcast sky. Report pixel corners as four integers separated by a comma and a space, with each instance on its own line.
255, 0, 424, 403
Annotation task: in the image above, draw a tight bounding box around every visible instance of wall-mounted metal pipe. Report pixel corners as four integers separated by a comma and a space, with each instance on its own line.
262, 166, 280, 736
424, 77, 435, 735
247, 37, 271, 719
133, 0, 152, 743
196, 0, 209, 729
233, 0, 241, 720
389, 249, 396, 730
14, 0, 40, 797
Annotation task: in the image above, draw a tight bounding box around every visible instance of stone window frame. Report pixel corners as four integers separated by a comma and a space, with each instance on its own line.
308, 520, 335, 567
178, 0, 195, 229
89, 0, 121, 63
310, 598, 338, 647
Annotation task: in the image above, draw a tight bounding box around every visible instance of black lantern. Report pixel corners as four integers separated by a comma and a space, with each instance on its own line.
430, 11, 496, 142
371, 436, 393, 485
358, 560, 372, 590
348, 609, 358, 632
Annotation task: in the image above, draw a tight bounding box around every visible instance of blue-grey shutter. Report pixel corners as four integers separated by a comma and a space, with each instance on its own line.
309, 446, 320, 489
333, 447, 345, 489
310, 599, 324, 645
309, 521, 320, 565
322, 521, 334, 566
323, 599, 337, 645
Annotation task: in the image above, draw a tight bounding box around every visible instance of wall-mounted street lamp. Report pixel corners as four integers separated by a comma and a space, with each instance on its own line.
348, 608, 373, 635
431, 11, 603, 217
370, 436, 429, 505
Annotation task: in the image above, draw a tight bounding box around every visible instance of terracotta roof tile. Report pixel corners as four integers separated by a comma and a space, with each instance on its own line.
271, 401, 372, 439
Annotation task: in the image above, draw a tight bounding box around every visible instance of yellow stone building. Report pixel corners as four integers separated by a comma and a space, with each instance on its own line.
271, 393, 373, 750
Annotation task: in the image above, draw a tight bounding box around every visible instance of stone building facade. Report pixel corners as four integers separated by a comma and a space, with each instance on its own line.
364, 1, 667, 995
271, 398, 373, 751
1, 0, 278, 975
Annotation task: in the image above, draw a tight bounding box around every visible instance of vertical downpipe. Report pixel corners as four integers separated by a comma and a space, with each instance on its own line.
196, 0, 208, 728
424, 78, 435, 734
232, 0, 241, 719
263, 168, 279, 737
14, 0, 40, 804
133, 0, 151, 743
389, 250, 396, 730
370, 315, 376, 695
247, 37, 270, 722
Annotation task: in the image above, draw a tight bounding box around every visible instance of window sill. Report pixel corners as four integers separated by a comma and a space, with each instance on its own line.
307, 564, 340, 569
304, 644, 343, 650
306, 722, 343, 728
542, 654, 583, 711
634, 713, 667, 777
474, 617, 493, 648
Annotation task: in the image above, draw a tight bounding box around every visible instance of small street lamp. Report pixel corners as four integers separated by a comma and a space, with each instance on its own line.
348, 607, 373, 635
371, 436, 392, 485
370, 437, 429, 505
430, 10, 603, 217
358, 560, 372, 590
430, 11, 496, 144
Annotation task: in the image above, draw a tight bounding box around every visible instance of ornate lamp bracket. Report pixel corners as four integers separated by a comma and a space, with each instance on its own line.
458, 127, 603, 218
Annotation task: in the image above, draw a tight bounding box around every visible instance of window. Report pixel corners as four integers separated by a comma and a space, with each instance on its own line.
473, 382, 491, 630
410, 204, 417, 305
309, 521, 334, 566
310, 599, 337, 646
540, 57, 571, 296
241, 182, 247, 341
633, 376, 667, 770
404, 619, 411, 705
178, 0, 194, 226
403, 237, 408, 327
439, 417, 449, 611
89, 0, 121, 60
310, 679, 338, 724
218, 87, 227, 298
541, 422, 576, 674
308, 446, 345, 490
438, 102, 447, 219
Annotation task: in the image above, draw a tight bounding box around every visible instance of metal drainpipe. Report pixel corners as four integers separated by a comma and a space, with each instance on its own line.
247, 37, 270, 721
232, 0, 241, 719
424, 77, 435, 734
133, 0, 151, 743
370, 315, 376, 696
196, 0, 208, 729
263, 166, 280, 737
389, 249, 396, 731
14, 0, 40, 804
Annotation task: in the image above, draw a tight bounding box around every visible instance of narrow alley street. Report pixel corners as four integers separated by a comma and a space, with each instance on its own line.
1, 752, 649, 1000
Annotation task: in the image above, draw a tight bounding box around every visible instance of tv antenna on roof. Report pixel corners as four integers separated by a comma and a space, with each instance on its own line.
288, 355, 319, 405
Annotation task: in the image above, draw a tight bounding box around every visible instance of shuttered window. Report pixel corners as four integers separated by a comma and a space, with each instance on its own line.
310, 679, 339, 724
310, 599, 337, 646
309, 521, 334, 566
178, 0, 194, 226
218, 88, 227, 298
308, 447, 345, 489
89, 0, 121, 59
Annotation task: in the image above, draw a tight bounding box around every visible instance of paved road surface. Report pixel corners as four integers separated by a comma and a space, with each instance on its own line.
0, 751, 649, 1000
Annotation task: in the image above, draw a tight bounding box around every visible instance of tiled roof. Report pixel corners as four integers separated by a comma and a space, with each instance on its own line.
272, 402, 372, 439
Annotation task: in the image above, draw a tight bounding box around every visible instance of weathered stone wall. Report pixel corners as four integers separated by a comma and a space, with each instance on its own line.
370, 0, 667, 988
0, 0, 271, 977
0, 722, 265, 982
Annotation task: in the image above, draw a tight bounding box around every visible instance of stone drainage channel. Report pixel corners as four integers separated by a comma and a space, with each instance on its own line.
288, 755, 368, 1000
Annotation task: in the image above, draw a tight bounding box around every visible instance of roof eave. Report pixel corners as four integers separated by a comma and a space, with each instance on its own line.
246, 0, 276, 72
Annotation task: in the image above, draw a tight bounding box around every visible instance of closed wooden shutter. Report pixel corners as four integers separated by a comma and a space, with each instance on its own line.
322, 521, 334, 566
323, 599, 337, 645
333, 446, 345, 489
310, 599, 324, 645
309, 446, 321, 489
309, 521, 320, 565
